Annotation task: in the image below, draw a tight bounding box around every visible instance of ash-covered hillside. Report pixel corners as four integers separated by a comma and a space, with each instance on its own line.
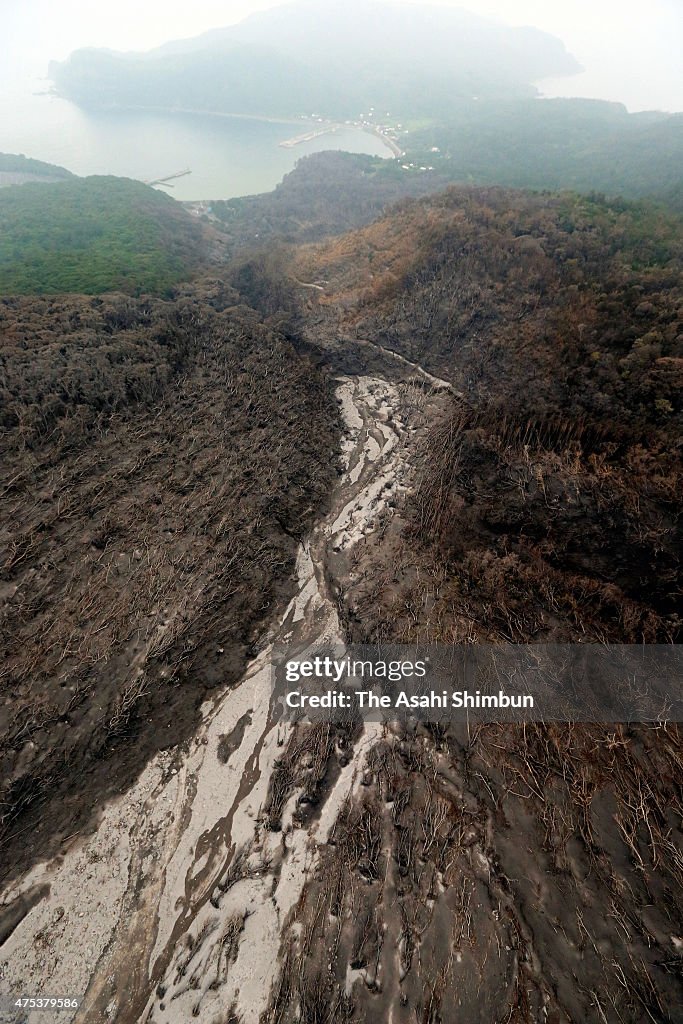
239, 184, 683, 1024
0, 167, 681, 1024
0, 283, 340, 879
294, 186, 682, 644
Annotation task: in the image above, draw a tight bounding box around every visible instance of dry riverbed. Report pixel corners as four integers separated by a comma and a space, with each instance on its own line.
0, 374, 438, 1024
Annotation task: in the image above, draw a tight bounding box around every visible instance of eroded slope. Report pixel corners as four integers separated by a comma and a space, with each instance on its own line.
0, 281, 340, 882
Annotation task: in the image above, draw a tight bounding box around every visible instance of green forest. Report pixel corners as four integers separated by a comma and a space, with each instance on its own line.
0, 176, 204, 295
403, 100, 683, 201
0, 152, 74, 179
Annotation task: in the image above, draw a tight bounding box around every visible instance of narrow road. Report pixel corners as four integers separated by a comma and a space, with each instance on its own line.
353, 337, 459, 394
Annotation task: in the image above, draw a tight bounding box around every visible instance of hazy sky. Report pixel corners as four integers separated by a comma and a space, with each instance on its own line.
3, 0, 682, 111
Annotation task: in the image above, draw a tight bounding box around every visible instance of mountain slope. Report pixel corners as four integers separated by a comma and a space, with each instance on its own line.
0, 153, 74, 189
295, 186, 682, 643
406, 101, 683, 199
234, 185, 683, 1024
49, 0, 579, 119
0, 282, 341, 881
209, 152, 453, 254
0, 177, 681, 1023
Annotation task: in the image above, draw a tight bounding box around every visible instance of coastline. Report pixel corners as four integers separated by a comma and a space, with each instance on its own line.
91, 103, 306, 126
279, 124, 340, 148
368, 126, 403, 158
279, 120, 400, 156
80, 102, 400, 157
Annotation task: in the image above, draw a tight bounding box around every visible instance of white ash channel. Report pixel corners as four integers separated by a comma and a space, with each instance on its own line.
0, 376, 411, 1024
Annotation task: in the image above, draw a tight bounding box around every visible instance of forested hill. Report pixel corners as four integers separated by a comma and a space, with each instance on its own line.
0, 153, 74, 187
0, 176, 204, 295
405, 101, 683, 201
208, 144, 683, 261
293, 186, 682, 643
50, 0, 578, 119
209, 153, 454, 254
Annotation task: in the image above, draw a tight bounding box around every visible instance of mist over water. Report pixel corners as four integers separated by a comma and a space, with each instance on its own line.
3, 0, 682, 115
1, 0, 680, 202
0, 81, 392, 201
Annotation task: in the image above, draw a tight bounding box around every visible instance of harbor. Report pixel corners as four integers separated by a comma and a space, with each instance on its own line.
279, 118, 403, 156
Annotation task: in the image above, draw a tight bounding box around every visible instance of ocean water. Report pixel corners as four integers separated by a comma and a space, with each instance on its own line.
0, 81, 392, 201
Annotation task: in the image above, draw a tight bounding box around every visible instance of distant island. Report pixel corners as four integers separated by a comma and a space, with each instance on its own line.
49, 0, 580, 122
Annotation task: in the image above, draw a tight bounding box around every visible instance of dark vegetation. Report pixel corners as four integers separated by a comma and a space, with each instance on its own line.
259, 185, 683, 1024
0, 284, 340, 879
210, 153, 452, 254
0, 177, 204, 296
299, 186, 682, 643
267, 721, 683, 1023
